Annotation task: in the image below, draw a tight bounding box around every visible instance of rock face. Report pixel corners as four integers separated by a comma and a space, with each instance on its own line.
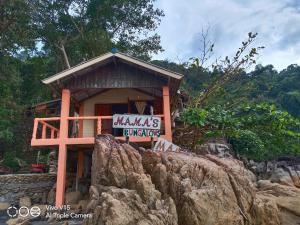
253, 180, 300, 225
85, 135, 177, 225
194, 141, 233, 158
250, 157, 300, 188
65, 191, 82, 204
85, 135, 300, 225
19, 196, 31, 207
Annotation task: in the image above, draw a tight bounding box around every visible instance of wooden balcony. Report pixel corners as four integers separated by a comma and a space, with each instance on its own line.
31, 115, 166, 147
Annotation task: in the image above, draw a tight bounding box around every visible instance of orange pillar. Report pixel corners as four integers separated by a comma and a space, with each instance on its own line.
56, 89, 70, 207
77, 150, 84, 178
163, 86, 172, 142
78, 102, 84, 138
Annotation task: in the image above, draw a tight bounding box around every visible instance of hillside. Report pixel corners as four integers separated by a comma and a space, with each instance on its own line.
152, 60, 300, 120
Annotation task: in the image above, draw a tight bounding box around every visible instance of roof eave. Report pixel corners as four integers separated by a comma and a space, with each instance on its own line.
42, 52, 184, 85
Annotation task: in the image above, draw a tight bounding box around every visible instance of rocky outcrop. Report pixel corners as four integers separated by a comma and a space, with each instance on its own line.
252, 180, 300, 225
85, 135, 178, 225
249, 157, 300, 188
194, 141, 234, 158
85, 135, 300, 225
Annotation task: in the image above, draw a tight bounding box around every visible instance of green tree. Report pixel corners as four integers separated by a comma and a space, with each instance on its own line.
29, 0, 164, 69
0, 0, 34, 54
0, 56, 22, 153
0, 0, 165, 168
180, 103, 300, 161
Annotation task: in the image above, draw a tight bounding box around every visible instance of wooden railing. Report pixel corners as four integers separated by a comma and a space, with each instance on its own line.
31, 115, 165, 146
67, 116, 114, 137
32, 117, 60, 140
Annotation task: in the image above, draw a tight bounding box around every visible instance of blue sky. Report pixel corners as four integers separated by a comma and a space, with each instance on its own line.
153, 0, 300, 70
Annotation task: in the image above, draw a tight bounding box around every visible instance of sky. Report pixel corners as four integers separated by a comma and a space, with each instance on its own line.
153, 0, 300, 71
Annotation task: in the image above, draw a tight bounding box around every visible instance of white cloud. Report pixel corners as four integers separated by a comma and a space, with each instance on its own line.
153, 0, 300, 70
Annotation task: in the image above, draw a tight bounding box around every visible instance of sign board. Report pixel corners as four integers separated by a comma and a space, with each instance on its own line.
113, 114, 161, 130
123, 129, 160, 137
153, 138, 181, 152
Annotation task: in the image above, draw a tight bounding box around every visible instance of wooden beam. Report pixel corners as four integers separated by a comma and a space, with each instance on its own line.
77, 150, 84, 179
56, 89, 70, 207
163, 86, 172, 142
79, 102, 84, 138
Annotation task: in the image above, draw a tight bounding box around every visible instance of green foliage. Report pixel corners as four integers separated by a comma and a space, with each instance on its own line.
0, 0, 164, 170
28, 0, 164, 68
180, 103, 300, 161
0, 56, 22, 144
230, 130, 265, 160
3, 151, 20, 171
0, 0, 34, 54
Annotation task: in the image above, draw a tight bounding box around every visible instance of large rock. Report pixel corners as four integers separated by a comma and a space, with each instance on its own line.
65, 191, 82, 204
254, 180, 300, 225
250, 157, 300, 188
91, 135, 144, 187
6, 218, 30, 225
19, 196, 31, 207
194, 142, 233, 158
0, 202, 9, 210
143, 151, 255, 225
85, 135, 300, 225
85, 186, 177, 225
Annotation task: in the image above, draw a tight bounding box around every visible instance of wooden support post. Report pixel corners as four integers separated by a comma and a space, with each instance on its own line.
56, 89, 70, 207
79, 102, 84, 138
51, 129, 55, 139
76, 150, 84, 191
163, 86, 172, 142
32, 119, 38, 139
77, 150, 84, 179
42, 124, 46, 139
97, 118, 101, 135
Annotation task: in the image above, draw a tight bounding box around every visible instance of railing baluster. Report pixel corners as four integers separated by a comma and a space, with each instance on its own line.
97, 118, 102, 135
42, 124, 46, 139
32, 119, 38, 139
51, 129, 55, 139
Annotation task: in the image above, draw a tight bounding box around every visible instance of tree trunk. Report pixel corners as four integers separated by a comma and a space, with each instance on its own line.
60, 44, 70, 69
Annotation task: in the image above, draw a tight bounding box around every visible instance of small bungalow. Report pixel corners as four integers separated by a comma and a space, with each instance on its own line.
30, 51, 183, 206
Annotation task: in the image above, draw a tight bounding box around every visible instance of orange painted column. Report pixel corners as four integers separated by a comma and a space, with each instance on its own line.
78, 102, 84, 138
56, 89, 70, 207
163, 86, 172, 142
77, 150, 84, 178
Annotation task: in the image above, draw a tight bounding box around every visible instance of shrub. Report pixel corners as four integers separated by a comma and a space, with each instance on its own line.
3, 151, 20, 171
180, 103, 300, 161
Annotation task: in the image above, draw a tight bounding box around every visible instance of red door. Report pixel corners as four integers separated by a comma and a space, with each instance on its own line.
95, 104, 112, 134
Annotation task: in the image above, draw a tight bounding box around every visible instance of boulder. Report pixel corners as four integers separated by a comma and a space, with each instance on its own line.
76, 199, 89, 213
91, 135, 144, 187
194, 142, 233, 158
84, 186, 177, 225
32, 204, 47, 217
0, 202, 10, 210
143, 151, 255, 225
251, 158, 300, 188
6, 218, 30, 225
270, 167, 295, 186
47, 184, 56, 205
65, 191, 82, 205
19, 196, 31, 207
85, 135, 300, 225
255, 180, 300, 225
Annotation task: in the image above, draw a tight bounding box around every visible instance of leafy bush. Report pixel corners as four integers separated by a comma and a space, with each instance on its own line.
230, 130, 266, 160
180, 103, 300, 161
3, 151, 20, 171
